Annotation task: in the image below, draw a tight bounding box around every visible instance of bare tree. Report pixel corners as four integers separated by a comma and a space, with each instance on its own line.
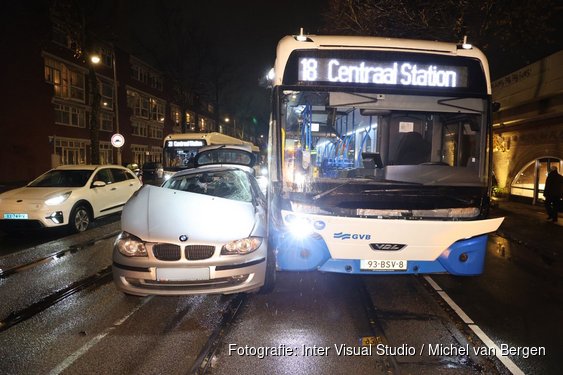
129, 1, 216, 133
321, 0, 557, 76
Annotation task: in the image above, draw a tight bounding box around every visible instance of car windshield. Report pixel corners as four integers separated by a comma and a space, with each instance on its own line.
28, 169, 93, 187
162, 169, 253, 202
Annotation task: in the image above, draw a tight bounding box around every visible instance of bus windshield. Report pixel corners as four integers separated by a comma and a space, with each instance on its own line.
278, 89, 488, 214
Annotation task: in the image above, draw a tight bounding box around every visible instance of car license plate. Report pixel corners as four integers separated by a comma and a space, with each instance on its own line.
156, 267, 210, 281
360, 260, 408, 271
3, 213, 28, 219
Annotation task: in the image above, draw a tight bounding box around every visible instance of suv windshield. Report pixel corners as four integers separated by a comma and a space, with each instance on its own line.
28, 170, 92, 187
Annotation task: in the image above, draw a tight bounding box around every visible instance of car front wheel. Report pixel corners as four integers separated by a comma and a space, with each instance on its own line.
259, 243, 277, 294
69, 205, 90, 233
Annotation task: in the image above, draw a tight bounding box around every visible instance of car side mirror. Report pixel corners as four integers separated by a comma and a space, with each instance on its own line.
92, 180, 107, 188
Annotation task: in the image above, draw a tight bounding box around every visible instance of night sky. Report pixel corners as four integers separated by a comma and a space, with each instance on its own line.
117, 0, 561, 132
6, 0, 560, 133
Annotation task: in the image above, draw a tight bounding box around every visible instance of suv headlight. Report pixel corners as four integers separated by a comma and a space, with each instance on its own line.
221, 236, 263, 255
115, 232, 148, 257
45, 191, 71, 206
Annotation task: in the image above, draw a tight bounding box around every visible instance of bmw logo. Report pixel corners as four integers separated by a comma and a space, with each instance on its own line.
313, 220, 326, 230
179, 235, 188, 242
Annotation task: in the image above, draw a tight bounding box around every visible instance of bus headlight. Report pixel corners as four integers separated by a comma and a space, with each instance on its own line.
115, 232, 147, 257
284, 214, 314, 238
221, 236, 263, 255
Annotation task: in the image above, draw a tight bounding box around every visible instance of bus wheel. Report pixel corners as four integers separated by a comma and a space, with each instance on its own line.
69, 205, 90, 233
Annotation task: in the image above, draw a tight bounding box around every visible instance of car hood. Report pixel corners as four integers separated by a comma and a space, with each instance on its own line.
0, 187, 76, 202
121, 185, 257, 243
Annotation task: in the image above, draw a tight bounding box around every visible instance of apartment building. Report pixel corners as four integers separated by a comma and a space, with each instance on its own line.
0, 6, 217, 184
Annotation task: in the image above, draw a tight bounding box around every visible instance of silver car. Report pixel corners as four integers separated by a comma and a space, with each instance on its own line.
112, 145, 275, 296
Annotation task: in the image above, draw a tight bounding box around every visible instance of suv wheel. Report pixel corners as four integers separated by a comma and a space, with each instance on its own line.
69, 205, 90, 233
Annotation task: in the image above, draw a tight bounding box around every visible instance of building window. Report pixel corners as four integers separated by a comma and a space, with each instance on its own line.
99, 111, 113, 132
127, 89, 165, 123
171, 104, 181, 132
44, 57, 85, 102
150, 146, 163, 162
99, 142, 114, 164
148, 124, 163, 139
99, 81, 114, 110
131, 144, 149, 165
130, 61, 163, 90
54, 138, 88, 165
54, 103, 86, 128
51, 22, 79, 50
131, 120, 148, 137
186, 111, 196, 130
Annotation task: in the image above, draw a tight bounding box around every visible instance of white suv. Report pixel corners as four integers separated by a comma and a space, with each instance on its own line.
0, 165, 142, 233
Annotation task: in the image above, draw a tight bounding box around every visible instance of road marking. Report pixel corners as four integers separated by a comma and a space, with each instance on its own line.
48, 296, 153, 375
424, 276, 525, 375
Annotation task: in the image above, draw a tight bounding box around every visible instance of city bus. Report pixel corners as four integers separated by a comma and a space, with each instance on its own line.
162, 132, 260, 178
267, 34, 504, 275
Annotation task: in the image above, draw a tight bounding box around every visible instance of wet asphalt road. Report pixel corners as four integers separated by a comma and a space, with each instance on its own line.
0, 223, 561, 375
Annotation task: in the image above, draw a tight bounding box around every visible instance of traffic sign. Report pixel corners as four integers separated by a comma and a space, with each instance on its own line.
111, 133, 125, 148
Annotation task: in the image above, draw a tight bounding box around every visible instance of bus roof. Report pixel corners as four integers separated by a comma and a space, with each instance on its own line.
163, 132, 259, 152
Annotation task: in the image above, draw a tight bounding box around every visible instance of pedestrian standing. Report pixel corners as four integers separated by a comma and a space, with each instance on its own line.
543, 165, 562, 222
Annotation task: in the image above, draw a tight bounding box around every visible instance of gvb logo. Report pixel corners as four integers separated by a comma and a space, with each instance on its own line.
333, 232, 371, 240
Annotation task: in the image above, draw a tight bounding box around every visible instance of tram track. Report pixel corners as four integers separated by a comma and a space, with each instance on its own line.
188, 293, 248, 375
0, 230, 120, 279
0, 265, 113, 333
354, 275, 505, 375
355, 277, 401, 374
0, 230, 120, 333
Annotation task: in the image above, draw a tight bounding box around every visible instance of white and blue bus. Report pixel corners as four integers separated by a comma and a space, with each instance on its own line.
163, 132, 259, 179
267, 33, 504, 275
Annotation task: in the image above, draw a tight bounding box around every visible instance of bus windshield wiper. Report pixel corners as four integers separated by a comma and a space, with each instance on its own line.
312, 180, 354, 201
313, 178, 423, 201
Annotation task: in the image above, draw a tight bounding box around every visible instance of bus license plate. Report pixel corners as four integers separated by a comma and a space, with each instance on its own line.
3, 213, 28, 219
360, 260, 408, 271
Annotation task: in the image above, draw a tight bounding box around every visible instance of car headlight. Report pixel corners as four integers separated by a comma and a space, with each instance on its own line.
45, 191, 72, 206
115, 231, 148, 257
221, 236, 263, 255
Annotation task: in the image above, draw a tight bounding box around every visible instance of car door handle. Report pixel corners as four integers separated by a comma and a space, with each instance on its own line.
111, 187, 117, 191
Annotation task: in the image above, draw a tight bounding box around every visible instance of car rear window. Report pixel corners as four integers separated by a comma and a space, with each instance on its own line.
195, 149, 254, 167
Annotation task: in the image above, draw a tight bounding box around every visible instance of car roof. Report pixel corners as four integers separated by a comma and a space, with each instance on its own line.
54, 164, 125, 170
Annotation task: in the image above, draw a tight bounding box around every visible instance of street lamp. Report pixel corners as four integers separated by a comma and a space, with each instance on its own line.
111, 49, 122, 165
225, 116, 237, 137
90, 51, 122, 165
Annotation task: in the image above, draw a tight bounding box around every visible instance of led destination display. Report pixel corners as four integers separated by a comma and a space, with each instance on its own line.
298, 58, 468, 88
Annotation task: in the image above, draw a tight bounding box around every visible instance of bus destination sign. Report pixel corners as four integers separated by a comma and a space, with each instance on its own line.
298, 58, 468, 88
167, 140, 206, 148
